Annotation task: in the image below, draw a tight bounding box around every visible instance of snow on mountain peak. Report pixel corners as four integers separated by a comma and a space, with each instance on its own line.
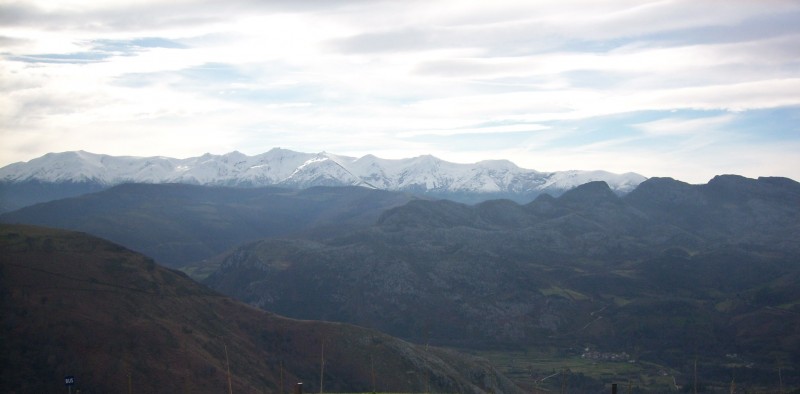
476, 159, 517, 169
0, 149, 647, 199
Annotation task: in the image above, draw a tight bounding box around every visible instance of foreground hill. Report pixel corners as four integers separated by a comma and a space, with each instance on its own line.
0, 224, 522, 393
0, 184, 414, 268
204, 176, 800, 388
0, 149, 645, 211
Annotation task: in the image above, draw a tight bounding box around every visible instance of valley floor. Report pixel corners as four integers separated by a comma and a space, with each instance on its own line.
467, 347, 797, 393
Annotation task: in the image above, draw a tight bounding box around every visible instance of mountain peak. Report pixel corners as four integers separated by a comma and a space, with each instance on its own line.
708, 174, 750, 185
223, 150, 247, 158
356, 154, 379, 161
412, 154, 441, 164
624, 176, 705, 210
558, 181, 619, 205
476, 159, 519, 171
628, 177, 691, 194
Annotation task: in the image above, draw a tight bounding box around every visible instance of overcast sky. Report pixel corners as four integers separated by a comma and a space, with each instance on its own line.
1, 0, 799, 183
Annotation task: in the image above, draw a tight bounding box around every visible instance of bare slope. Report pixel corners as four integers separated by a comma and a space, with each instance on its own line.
0, 224, 522, 394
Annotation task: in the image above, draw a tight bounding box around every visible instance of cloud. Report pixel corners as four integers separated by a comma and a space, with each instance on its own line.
6, 36, 189, 64
635, 115, 735, 136
9, 52, 112, 64
330, 28, 441, 54
1, 0, 799, 183
0, 0, 376, 33
0, 35, 29, 49
91, 37, 188, 51
399, 123, 549, 138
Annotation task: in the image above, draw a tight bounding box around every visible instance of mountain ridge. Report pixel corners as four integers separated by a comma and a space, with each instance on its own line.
3, 175, 799, 390
0, 149, 646, 210
0, 184, 416, 268
203, 175, 800, 360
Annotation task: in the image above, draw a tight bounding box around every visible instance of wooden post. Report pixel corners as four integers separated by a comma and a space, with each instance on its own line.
319, 341, 325, 394
611, 383, 617, 394
370, 354, 376, 394
294, 382, 303, 394
225, 343, 233, 394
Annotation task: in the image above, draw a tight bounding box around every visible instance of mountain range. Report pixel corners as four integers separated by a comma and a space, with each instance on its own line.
2, 149, 798, 391
0, 149, 645, 212
201, 175, 800, 389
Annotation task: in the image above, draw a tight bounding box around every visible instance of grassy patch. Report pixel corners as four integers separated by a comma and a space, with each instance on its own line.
180, 262, 221, 281
466, 347, 679, 392
715, 299, 735, 312
539, 286, 589, 301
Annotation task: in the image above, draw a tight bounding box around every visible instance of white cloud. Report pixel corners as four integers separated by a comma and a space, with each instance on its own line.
1, 0, 799, 182
398, 123, 549, 138
635, 115, 735, 136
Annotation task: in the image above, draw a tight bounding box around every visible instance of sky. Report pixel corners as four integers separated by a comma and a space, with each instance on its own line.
1, 0, 799, 183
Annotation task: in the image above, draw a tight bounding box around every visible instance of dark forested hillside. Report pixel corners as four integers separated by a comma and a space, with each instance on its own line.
0, 184, 415, 267
3, 176, 799, 390
0, 224, 522, 393
205, 176, 800, 389
0, 180, 107, 213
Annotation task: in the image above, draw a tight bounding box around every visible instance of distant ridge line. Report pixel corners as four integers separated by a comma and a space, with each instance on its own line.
0, 149, 647, 205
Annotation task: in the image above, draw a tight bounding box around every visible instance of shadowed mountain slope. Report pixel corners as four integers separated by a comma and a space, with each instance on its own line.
0, 224, 523, 393
0, 184, 415, 267
204, 176, 800, 385
626, 175, 800, 249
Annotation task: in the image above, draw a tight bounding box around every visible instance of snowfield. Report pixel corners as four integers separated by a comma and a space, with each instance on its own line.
0, 149, 646, 197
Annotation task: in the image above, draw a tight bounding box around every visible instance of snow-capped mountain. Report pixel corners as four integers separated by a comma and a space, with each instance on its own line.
0, 149, 646, 204
0, 149, 316, 186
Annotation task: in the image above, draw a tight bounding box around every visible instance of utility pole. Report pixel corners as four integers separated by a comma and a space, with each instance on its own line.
425, 329, 430, 394
183, 342, 190, 394
319, 341, 325, 394
370, 354, 376, 394
225, 343, 233, 394
280, 360, 284, 394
